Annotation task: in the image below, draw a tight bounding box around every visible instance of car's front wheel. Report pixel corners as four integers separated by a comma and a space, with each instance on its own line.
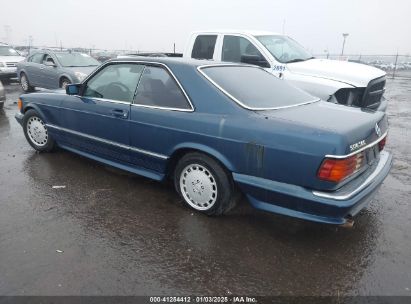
60, 78, 71, 89
23, 109, 55, 152
174, 152, 237, 215
20, 73, 34, 93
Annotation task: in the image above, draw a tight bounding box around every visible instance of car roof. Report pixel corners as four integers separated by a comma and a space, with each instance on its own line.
109, 56, 249, 69
190, 29, 282, 36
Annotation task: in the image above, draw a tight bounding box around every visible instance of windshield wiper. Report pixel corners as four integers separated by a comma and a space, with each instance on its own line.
286, 57, 315, 64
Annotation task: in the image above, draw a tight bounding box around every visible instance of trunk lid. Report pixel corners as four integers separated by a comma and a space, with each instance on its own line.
258, 101, 388, 156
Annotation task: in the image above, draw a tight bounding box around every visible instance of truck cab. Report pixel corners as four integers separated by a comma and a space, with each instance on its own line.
183, 31, 387, 111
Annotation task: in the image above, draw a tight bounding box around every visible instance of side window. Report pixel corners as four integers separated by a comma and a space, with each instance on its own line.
134, 66, 191, 110
83, 64, 144, 102
30, 53, 45, 64
222, 35, 264, 63
191, 35, 217, 60
43, 55, 55, 65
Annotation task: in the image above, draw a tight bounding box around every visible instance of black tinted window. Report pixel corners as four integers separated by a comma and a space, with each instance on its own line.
222, 35, 264, 63
30, 53, 45, 64
191, 35, 217, 60
84, 64, 144, 102
201, 66, 316, 110
134, 66, 191, 110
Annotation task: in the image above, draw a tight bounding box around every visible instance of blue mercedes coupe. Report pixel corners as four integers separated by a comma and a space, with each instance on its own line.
15, 57, 392, 225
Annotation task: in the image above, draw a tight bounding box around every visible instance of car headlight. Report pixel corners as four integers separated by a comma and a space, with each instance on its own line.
328, 88, 365, 107
74, 72, 87, 82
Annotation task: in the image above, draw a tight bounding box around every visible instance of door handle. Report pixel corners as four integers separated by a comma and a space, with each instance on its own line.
110, 109, 128, 119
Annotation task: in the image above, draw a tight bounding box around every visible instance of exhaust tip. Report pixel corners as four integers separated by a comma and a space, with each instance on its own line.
340, 217, 355, 228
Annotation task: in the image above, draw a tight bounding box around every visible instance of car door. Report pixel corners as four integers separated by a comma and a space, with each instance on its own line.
59, 63, 144, 163
41, 53, 61, 89
25, 52, 45, 86
129, 64, 193, 174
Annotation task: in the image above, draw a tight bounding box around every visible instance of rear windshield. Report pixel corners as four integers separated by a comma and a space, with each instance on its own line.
200, 66, 317, 110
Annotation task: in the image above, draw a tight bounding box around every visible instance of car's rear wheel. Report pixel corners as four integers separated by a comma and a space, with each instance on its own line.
60, 78, 71, 89
23, 109, 55, 152
174, 152, 237, 215
20, 73, 34, 93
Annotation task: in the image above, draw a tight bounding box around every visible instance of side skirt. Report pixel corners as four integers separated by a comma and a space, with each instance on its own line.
57, 143, 165, 181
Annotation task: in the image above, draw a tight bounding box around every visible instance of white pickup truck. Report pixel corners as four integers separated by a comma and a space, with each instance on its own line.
183, 30, 387, 111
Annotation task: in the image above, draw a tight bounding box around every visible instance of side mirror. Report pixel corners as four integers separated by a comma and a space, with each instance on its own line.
66, 84, 81, 95
241, 54, 270, 68
44, 60, 56, 67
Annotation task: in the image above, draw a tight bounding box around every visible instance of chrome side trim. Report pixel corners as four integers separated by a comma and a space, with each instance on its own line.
46, 124, 168, 160
80, 60, 195, 112
312, 151, 390, 200
74, 96, 131, 105
130, 103, 193, 112
197, 64, 320, 111
325, 131, 388, 159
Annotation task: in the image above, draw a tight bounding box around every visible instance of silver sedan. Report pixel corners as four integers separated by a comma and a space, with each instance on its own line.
16, 50, 100, 92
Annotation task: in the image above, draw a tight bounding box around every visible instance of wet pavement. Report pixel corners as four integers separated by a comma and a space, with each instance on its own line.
0, 79, 410, 296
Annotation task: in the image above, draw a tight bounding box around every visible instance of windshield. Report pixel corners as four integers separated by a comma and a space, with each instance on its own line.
55, 53, 100, 67
0, 46, 21, 56
200, 65, 317, 110
256, 35, 313, 64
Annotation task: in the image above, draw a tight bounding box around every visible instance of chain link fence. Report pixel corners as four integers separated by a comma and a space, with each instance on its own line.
11, 44, 411, 79
314, 54, 411, 79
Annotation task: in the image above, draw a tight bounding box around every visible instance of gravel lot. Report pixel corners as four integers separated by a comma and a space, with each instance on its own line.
0, 78, 410, 296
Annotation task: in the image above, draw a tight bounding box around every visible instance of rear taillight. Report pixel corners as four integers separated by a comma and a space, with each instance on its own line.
317, 152, 365, 183
378, 136, 387, 151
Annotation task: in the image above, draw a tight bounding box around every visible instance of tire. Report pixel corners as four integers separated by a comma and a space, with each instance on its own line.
23, 109, 55, 152
174, 152, 237, 215
60, 78, 71, 89
20, 73, 34, 93
0, 101, 4, 109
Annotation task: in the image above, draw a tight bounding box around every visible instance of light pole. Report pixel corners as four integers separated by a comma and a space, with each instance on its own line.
341, 33, 349, 56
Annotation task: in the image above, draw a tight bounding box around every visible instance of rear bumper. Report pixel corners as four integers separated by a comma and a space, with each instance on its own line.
233, 151, 392, 225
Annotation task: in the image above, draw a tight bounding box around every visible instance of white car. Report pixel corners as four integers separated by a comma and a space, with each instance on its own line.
0, 43, 26, 81
183, 30, 387, 111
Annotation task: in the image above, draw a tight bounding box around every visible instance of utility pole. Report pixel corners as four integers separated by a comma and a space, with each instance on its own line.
341, 33, 349, 57
173, 42, 176, 54
4, 25, 11, 44
28, 35, 33, 54
392, 51, 399, 79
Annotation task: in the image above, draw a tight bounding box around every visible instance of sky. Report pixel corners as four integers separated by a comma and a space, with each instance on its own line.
1, 0, 411, 55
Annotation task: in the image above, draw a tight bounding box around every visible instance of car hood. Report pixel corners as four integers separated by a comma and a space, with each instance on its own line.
0, 55, 25, 63
287, 58, 386, 87
63, 66, 98, 75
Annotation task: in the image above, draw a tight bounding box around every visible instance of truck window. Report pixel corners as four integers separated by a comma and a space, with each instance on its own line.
191, 35, 217, 60
222, 35, 264, 63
